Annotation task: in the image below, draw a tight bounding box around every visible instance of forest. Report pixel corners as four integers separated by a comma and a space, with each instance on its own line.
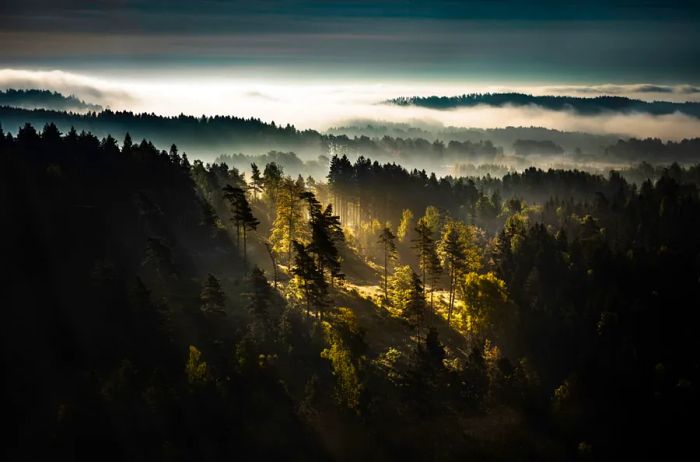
2, 122, 698, 461
389, 93, 700, 118
0, 89, 102, 112
3, 97, 700, 170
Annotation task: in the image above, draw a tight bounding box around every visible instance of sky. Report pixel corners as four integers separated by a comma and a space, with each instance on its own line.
1, 1, 700, 137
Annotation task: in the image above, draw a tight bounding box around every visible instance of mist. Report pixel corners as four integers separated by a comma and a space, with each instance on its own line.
2, 68, 699, 143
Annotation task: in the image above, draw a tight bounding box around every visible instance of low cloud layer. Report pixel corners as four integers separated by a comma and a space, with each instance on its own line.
1, 68, 698, 141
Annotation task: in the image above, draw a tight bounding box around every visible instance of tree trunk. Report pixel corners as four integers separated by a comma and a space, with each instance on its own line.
243, 227, 247, 266
383, 247, 388, 300
447, 263, 455, 326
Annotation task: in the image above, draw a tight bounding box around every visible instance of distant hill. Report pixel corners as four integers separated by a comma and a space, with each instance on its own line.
1, 105, 698, 167
388, 93, 700, 118
0, 89, 102, 112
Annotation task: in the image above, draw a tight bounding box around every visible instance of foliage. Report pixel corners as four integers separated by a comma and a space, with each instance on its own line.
388, 265, 426, 327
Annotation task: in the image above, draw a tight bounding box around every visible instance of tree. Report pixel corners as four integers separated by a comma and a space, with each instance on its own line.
291, 240, 328, 319
421, 206, 442, 237
426, 248, 442, 310
262, 161, 284, 214
378, 226, 397, 300
412, 218, 438, 292
143, 237, 177, 278
438, 220, 480, 326
397, 209, 414, 243
303, 191, 345, 285
413, 327, 446, 380
460, 272, 516, 345
249, 162, 263, 200
223, 184, 259, 264
185, 345, 210, 386
270, 177, 307, 266
263, 240, 278, 289
245, 266, 273, 345
122, 132, 133, 154
200, 273, 226, 315
389, 265, 425, 328
320, 308, 367, 413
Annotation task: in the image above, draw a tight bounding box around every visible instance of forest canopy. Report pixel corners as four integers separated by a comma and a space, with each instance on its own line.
2, 122, 698, 460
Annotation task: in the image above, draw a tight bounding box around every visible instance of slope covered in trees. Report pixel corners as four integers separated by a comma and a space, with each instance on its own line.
0, 89, 102, 112
2, 104, 699, 169
2, 123, 699, 461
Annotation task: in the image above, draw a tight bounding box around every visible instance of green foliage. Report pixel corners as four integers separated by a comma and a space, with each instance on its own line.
6, 123, 700, 460
270, 176, 307, 264
396, 208, 414, 243
388, 265, 425, 327
460, 272, 515, 343
290, 240, 328, 318
223, 183, 259, 262
378, 226, 397, 298
320, 308, 367, 413
185, 345, 209, 386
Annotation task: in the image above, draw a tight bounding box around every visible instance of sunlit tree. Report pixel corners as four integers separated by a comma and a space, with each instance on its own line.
291, 240, 327, 318
270, 176, 307, 265
389, 265, 425, 327
460, 272, 515, 343
397, 208, 414, 243
377, 226, 397, 299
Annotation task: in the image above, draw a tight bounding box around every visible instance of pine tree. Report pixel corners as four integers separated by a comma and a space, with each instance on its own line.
122, 132, 133, 154
245, 266, 272, 345
223, 184, 259, 264
200, 273, 226, 315
303, 191, 345, 285
389, 265, 426, 328
291, 240, 328, 319
437, 220, 480, 326
378, 226, 397, 300
397, 209, 413, 243
270, 177, 307, 266
262, 162, 284, 215
144, 237, 177, 278
412, 218, 436, 291
250, 162, 263, 200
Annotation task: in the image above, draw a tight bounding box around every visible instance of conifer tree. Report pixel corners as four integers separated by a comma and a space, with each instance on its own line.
303, 191, 345, 285
291, 240, 328, 319
437, 220, 480, 325
250, 162, 263, 200
223, 184, 259, 264
200, 273, 226, 315
412, 218, 436, 290
270, 177, 307, 265
389, 265, 426, 328
245, 266, 272, 344
378, 226, 397, 300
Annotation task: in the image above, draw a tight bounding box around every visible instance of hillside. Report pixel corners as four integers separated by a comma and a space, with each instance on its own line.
0, 89, 102, 112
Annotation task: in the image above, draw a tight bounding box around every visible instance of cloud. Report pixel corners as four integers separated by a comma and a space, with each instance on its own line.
0, 69, 135, 108
244, 90, 279, 101
678, 85, 700, 94
1, 68, 697, 141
